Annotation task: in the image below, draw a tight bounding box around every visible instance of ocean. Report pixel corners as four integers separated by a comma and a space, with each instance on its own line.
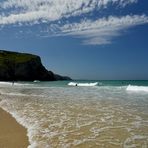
0, 80, 148, 148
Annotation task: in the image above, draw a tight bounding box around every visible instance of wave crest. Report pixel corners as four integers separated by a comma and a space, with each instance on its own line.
68, 82, 98, 86
126, 85, 148, 92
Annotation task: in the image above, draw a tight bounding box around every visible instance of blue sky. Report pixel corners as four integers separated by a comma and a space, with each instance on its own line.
0, 0, 148, 80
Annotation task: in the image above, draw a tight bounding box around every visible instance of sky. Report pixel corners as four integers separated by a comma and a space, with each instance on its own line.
0, 0, 148, 80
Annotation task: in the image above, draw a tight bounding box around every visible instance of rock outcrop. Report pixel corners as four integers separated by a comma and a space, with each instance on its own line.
0, 50, 71, 81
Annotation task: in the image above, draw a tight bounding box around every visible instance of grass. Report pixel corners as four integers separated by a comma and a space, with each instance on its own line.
0, 50, 38, 66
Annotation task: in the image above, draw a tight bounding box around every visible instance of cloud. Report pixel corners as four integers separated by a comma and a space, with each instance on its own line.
0, 0, 147, 45
0, 0, 138, 25
49, 15, 148, 45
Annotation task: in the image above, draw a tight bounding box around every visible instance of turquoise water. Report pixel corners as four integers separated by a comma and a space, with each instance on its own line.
0, 80, 148, 148
18, 80, 148, 87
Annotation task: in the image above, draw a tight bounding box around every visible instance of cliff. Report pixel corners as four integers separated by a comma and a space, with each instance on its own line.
0, 50, 71, 81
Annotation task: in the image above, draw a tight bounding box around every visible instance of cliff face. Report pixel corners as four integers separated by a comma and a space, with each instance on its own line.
0, 50, 71, 81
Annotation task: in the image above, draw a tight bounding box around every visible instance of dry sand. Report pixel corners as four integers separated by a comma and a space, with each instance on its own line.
0, 107, 29, 148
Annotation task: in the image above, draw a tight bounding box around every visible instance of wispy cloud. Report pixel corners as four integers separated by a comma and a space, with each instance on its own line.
0, 0, 138, 25
0, 0, 147, 45
1, 0, 137, 10
52, 15, 148, 45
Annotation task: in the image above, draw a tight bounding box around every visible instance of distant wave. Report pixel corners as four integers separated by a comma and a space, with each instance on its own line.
0, 81, 33, 86
33, 80, 40, 83
68, 82, 98, 86
0, 82, 13, 85
126, 85, 148, 92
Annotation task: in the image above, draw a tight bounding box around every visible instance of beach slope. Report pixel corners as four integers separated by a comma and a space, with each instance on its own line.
0, 108, 29, 148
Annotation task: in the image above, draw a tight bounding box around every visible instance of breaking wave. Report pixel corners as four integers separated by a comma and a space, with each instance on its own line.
0, 81, 34, 86
126, 85, 148, 92
68, 82, 98, 86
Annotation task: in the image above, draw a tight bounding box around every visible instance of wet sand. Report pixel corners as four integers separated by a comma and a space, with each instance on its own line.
0, 107, 29, 148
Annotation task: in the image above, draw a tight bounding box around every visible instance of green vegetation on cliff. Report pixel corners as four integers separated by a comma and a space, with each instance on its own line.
0, 50, 39, 70
0, 50, 37, 64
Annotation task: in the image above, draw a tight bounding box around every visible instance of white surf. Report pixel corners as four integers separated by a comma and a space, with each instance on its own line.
68, 82, 98, 86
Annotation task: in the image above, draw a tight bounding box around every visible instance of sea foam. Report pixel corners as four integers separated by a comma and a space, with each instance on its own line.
68, 82, 98, 86
0, 81, 33, 86
126, 85, 148, 92
0, 82, 148, 148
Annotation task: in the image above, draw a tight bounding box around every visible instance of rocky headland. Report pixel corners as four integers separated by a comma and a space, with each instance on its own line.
0, 50, 71, 81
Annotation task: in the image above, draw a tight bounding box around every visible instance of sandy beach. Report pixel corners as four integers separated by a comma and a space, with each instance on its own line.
0, 107, 29, 148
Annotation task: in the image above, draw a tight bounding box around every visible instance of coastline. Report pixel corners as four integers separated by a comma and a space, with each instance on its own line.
0, 107, 29, 148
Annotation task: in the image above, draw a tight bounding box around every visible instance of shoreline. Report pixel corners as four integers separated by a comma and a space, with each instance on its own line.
0, 107, 29, 148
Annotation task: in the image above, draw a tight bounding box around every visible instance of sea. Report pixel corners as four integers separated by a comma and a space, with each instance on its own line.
0, 80, 148, 148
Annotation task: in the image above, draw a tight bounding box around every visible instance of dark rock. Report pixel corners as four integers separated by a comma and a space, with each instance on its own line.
53, 73, 72, 81
0, 50, 71, 81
